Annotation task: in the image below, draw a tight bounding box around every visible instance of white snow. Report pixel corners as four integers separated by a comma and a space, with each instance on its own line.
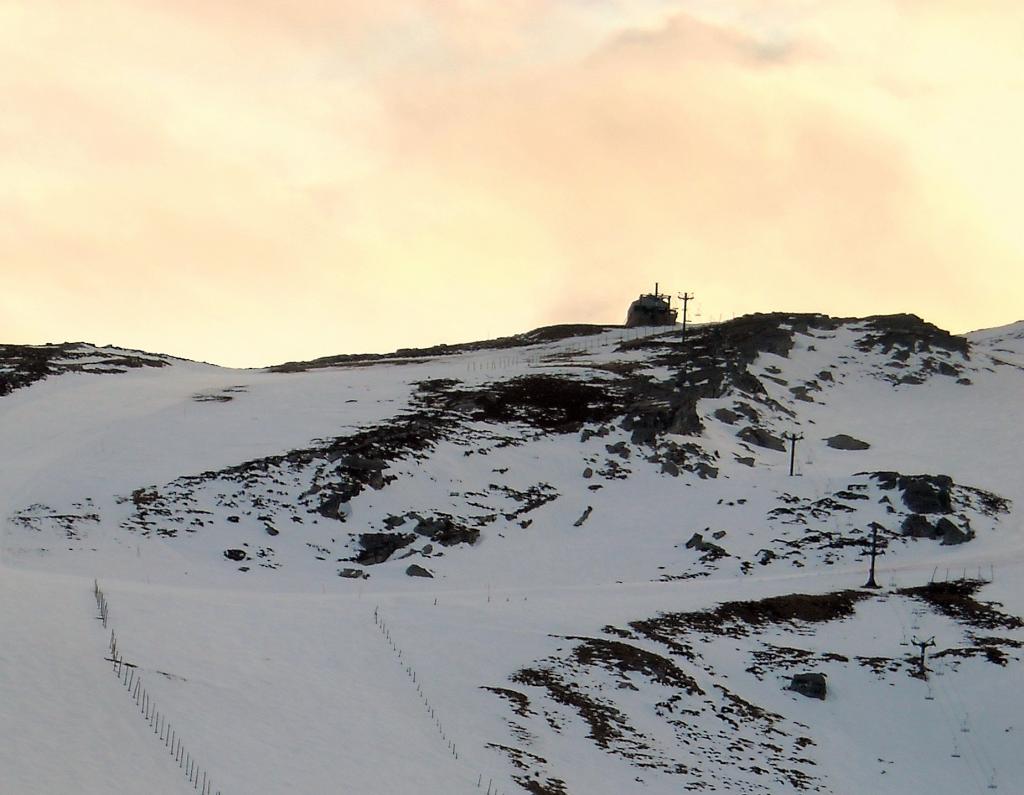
2, 317, 1023, 794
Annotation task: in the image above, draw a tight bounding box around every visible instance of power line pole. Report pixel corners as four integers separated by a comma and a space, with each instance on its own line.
864, 522, 884, 589
783, 432, 803, 476
677, 292, 694, 339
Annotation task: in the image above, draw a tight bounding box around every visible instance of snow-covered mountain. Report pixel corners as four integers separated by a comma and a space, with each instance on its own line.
2, 313, 1022, 794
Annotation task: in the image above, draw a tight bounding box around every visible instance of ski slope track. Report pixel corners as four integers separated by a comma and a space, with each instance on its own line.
2, 314, 1023, 794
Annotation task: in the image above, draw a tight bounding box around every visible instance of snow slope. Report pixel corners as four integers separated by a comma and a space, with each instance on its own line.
2, 314, 1023, 794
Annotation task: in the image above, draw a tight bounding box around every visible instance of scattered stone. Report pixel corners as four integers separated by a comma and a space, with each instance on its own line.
413, 516, 479, 546
712, 530, 727, 540
406, 564, 434, 578
684, 532, 726, 558
573, 506, 594, 527
226, 515, 240, 524
788, 672, 827, 700
605, 441, 631, 459
264, 524, 279, 536
824, 434, 870, 451
580, 426, 611, 443
338, 568, 369, 579
582, 467, 594, 479
223, 548, 246, 561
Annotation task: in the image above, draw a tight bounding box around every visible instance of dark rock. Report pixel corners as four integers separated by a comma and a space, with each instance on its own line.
712, 530, 727, 540
713, 407, 740, 425
684, 533, 727, 559
695, 463, 719, 479
735, 456, 755, 467
421, 543, 433, 555
825, 434, 870, 451
317, 493, 354, 521
871, 473, 954, 514
737, 426, 786, 452
937, 517, 971, 546
338, 567, 368, 579
901, 514, 936, 538
406, 564, 434, 578
355, 533, 416, 565
900, 475, 953, 514
573, 506, 594, 527
605, 441, 630, 459
223, 548, 247, 561
264, 524, 279, 536
226, 515, 240, 524
788, 672, 827, 700
661, 461, 680, 477
413, 516, 479, 547
580, 426, 611, 443
582, 467, 594, 479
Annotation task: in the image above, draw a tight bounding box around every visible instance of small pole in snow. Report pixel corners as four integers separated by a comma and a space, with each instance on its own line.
864, 522, 884, 589
783, 432, 803, 476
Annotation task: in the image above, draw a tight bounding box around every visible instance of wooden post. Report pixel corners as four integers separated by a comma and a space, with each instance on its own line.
677, 292, 694, 339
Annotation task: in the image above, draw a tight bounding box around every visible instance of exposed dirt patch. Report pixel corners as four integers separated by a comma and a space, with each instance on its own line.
898, 580, 1024, 631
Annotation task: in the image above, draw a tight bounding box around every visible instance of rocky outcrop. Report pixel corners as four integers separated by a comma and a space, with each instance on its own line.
355, 533, 415, 565
738, 426, 786, 452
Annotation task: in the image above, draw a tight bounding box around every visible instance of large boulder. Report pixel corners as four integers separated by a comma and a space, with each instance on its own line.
788, 672, 827, 700
824, 434, 870, 451
405, 564, 434, 578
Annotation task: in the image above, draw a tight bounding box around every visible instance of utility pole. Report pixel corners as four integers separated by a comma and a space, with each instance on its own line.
783, 432, 803, 476
864, 522, 884, 589
911, 636, 936, 679
677, 292, 695, 339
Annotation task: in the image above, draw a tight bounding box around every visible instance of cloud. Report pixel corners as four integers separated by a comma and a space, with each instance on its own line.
1, 1, 1021, 364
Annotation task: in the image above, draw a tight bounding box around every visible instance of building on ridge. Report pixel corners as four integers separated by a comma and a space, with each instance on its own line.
625, 283, 678, 327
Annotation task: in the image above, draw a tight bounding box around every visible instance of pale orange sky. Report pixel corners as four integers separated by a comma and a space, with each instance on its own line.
1, 1, 1022, 366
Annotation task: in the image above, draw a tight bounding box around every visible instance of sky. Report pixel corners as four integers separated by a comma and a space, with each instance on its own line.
1, 0, 1022, 367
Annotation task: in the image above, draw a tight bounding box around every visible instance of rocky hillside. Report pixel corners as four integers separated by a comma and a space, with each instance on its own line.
2, 312, 1023, 795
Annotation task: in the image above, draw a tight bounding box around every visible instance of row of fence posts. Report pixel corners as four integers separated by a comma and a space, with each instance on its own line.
929, 566, 995, 584
373, 606, 512, 795
94, 580, 222, 795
